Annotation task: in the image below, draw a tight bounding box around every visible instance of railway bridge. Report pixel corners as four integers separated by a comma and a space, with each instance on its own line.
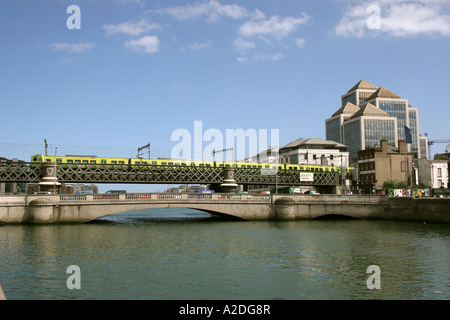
0, 161, 342, 193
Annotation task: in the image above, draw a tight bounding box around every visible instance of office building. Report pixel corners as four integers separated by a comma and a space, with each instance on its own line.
326, 79, 428, 164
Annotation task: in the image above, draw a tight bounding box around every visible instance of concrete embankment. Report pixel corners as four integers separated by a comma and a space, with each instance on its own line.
273, 195, 450, 223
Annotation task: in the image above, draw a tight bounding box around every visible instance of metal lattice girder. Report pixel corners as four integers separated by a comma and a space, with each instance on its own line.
56, 164, 224, 184
234, 167, 338, 186
0, 162, 40, 182
0, 162, 339, 186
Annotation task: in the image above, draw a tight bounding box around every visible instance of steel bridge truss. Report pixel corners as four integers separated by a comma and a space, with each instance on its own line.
0, 162, 339, 186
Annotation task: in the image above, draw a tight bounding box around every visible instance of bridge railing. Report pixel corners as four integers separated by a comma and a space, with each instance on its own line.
56, 192, 272, 202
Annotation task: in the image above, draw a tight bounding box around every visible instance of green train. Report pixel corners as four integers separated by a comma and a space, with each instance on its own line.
31, 154, 353, 175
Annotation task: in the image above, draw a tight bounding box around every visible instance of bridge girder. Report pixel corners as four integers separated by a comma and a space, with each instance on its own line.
0, 162, 339, 186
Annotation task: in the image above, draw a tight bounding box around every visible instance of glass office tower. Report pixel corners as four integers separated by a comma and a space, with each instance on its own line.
326, 80, 428, 164
341, 103, 398, 163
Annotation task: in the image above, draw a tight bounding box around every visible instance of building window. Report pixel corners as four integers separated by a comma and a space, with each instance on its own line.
437, 168, 442, 177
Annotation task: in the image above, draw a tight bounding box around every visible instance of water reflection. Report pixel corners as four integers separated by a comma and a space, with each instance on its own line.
0, 208, 449, 300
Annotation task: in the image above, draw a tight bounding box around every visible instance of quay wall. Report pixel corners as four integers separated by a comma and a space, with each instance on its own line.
0, 194, 449, 224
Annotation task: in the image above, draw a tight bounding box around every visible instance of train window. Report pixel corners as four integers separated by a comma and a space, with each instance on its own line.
90, 160, 96, 164
46, 159, 51, 162
175, 163, 180, 166
265, 165, 270, 168
56, 158, 62, 163
168, 162, 173, 166
161, 162, 167, 165
119, 161, 124, 164
75, 160, 81, 164
190, 163, 195, 166
181, 163, 186, 166
101, 160, 107, 164
225, 164, 230, 167
152, 161, 157, 165
67, 160, 73, 164
142, 161, 147, 165
199, 163, 204, 167
82, 160, 88, 164
111, 161, 117, 164
247, 165, 251, 168
135, 161, 141, 165
219, 164, 224, 167
206, 164, 211, 167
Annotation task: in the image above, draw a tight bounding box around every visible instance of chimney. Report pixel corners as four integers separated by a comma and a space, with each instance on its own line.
398, 140, 406, 154
380, 140, 388, 153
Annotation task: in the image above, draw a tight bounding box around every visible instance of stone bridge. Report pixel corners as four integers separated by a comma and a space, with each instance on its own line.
1, 193, 449, 224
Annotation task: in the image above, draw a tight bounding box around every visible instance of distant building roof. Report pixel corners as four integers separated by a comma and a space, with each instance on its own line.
350, 102, 390, 119
332, 101, 360, 117
366, 87, 401, 100
347, 79, 379, 93
281, 137, 347, 151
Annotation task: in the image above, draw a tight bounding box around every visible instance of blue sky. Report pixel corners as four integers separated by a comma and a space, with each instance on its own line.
1, 0, 450, 191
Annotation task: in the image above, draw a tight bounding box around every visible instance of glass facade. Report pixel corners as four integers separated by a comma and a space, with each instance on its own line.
326, 118, 341, 143
378, 100, 407, 142
408, 109, 419, 159
358, 91, 375, 105
343, 120, 361, 163
342, 92, 357, 106
364, 119, 396, 149
419, 138, 428, 159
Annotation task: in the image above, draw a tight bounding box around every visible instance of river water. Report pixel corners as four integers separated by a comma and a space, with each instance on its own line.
0, 208, 449, 300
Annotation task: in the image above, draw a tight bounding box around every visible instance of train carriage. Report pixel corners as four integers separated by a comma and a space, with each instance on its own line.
31, 154, 353, 176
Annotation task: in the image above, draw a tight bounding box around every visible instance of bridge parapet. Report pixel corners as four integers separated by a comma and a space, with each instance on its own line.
57, 192, 272, 203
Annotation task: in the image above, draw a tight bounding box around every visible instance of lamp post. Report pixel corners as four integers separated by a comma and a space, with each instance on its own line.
54, 146, 58, 194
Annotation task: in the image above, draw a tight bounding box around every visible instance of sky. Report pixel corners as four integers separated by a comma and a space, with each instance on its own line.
1, 0, 449, 192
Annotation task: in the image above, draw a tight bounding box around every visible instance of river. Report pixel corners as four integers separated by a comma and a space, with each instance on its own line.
0, 208, 449, 300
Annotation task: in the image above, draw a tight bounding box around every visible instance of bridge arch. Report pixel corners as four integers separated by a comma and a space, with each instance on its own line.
53, 200, 272, 224
89, 205, 246, 223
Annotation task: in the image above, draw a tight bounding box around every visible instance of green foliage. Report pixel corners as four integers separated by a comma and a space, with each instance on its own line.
382, 179, 404, 189
434, 154, 449, 160
383, 179, 429, 190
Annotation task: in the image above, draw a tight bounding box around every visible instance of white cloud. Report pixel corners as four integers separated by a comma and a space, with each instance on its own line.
254, 53, 284, 61
125, 35, 159, 54
237, 52, 284, 63
335, 0, 450, 38
163, 0, 248, 22
232, 38, 255, 52
239, 13, 310, 39
295, 38, 306, 48
187, 41, 212, 51
103, 19, 161, 36
50, 42, 96, 53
